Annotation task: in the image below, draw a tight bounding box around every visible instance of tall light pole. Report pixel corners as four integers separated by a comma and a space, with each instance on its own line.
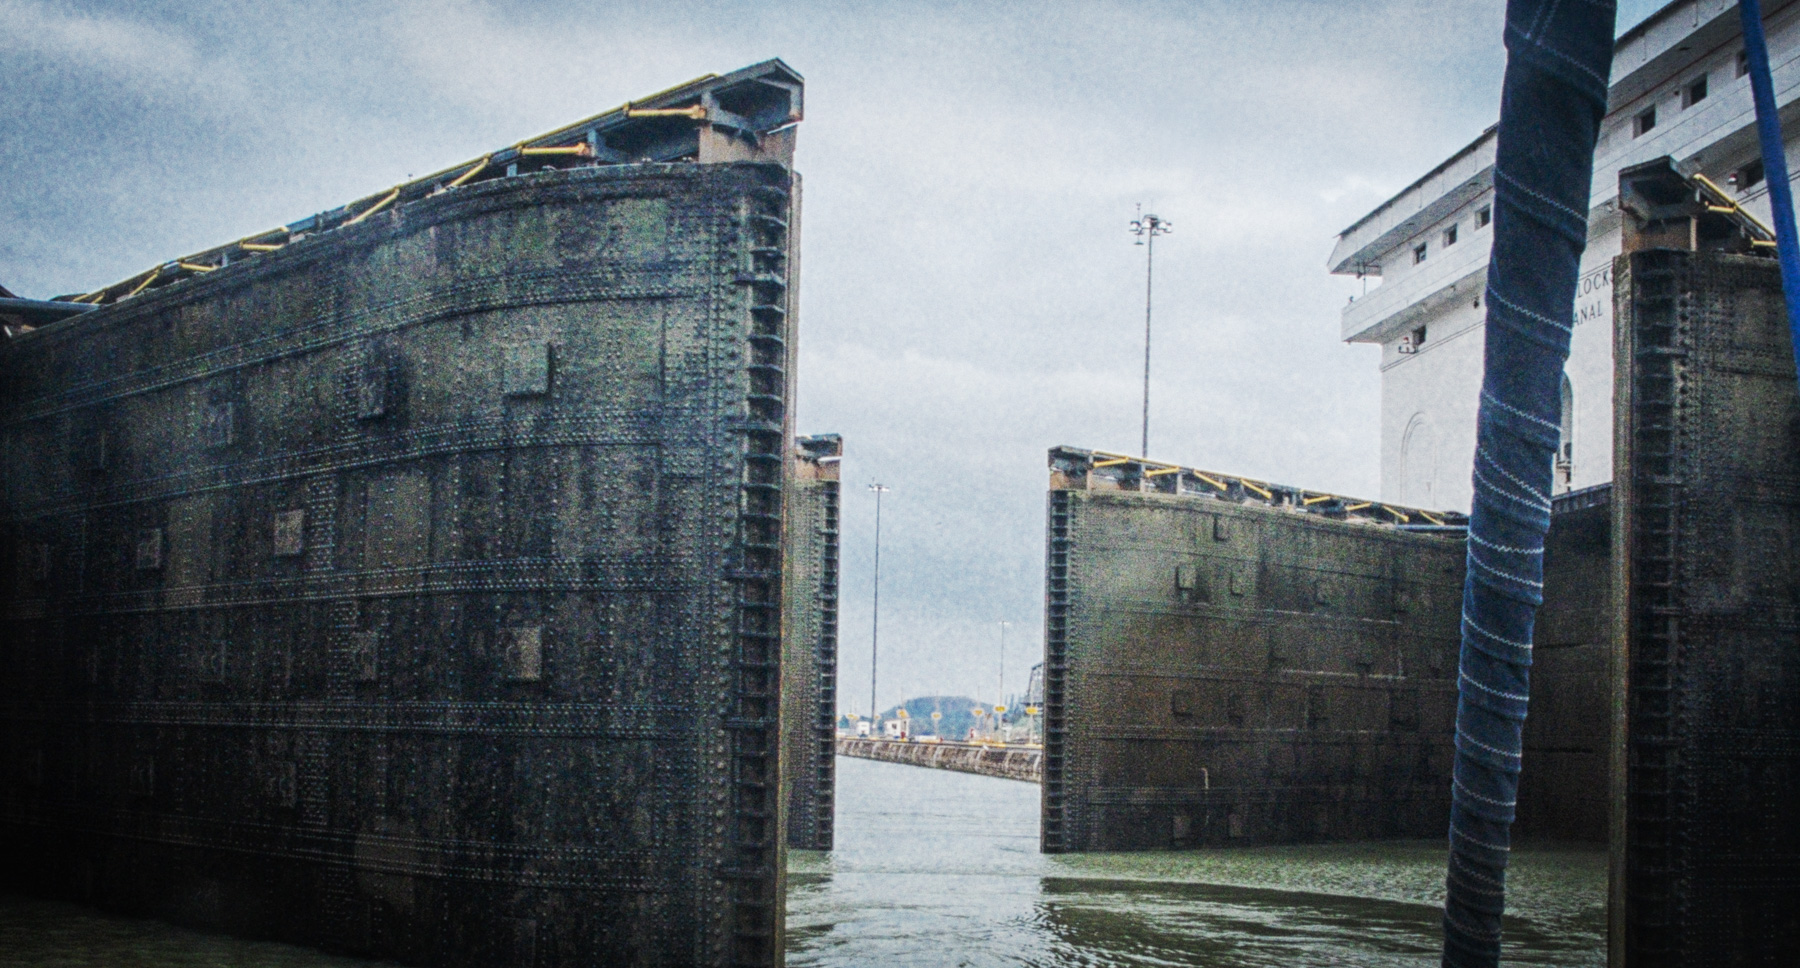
1130, 208, 1172, 458
867, 483, 890, 732
997, 621, 1011, 711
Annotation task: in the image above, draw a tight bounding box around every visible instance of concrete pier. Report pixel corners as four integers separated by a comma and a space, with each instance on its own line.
836, 738, 1041, 783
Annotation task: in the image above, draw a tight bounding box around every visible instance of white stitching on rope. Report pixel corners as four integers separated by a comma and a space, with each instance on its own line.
1454, 777, 1518, 809
1449, 822, 1514, 853
1474, 465, 1549, 514
1450, 853, 1507, 888
1496, 166, 1591, 227
1445, 908, 1503, 939
1512, 30, 1610, 89
1479, 389, 1562, 434
1477, 445, 1553, 508
1513, 0, 1611, 90
1448, 875, 1507, 897
1457, 729, 1523, 763
1461, 668, 1530, 703
1487, 288, 1573, 335
1469, 547, 1545, 589
1464, 610, 1535, 653
1469, 531, 1543, 556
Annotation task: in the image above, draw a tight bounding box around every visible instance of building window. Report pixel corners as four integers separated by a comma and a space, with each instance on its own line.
1634, 107, 1657, 137
1475, 205, 1491, 229
1413, 242, 1428, 265
1443, 224, 1458, 247
1734, 158, 1765, 192
1739, 49, 1751, 78
1398, 325, 1427, 355
1684, 75, 1708, 108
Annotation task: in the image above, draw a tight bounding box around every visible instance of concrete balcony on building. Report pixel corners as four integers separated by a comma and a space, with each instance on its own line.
1340, 232, 1490, 345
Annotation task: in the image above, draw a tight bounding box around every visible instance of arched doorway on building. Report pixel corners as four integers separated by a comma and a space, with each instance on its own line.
1401, 414, 1436, 507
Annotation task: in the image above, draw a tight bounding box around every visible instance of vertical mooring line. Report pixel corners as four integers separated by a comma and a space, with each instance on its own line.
1443, 2, 1615, 966
1741, 0, 1800, 387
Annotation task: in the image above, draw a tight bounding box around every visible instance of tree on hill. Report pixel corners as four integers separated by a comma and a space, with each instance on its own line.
837, 694, 1020, 739
882, 695, 988, 740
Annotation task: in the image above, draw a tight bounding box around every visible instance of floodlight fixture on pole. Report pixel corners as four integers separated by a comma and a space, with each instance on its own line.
867, 483, 890, 730
1129, 207, 1172, 458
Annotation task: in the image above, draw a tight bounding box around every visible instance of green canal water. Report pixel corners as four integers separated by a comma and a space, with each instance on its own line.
0, 755, 1604, 966
788, 756, 1603, 966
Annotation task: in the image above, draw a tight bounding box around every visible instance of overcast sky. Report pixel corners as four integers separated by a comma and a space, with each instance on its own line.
3, 0, 1666, 714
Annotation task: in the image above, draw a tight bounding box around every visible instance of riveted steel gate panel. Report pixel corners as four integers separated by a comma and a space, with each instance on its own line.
1041, 448, 1608, 853
0, 160, 797, 966
1041, 450, 1467, 852
780, 435, 839, 852
1614, 249, 1800, 964
1519, 485, 1612, 843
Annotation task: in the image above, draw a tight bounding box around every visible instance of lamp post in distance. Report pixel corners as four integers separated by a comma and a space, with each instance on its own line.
1130, 207, 1172, 459
867, 483, 890, 734
996, 620, 1011, 734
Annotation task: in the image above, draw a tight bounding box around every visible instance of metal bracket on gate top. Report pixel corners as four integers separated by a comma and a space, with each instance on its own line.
1047, 445, 1466, 529
47, 60, 805, 311
1620, 156, 1778, 256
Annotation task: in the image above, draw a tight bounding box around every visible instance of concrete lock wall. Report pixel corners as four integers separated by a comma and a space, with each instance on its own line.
1522, 486, 1612, 844
1614, 249, 1800, 964
0, 161, 797, 966
1041, 449, 1608, 853
1042, 454, 1466, 853
781, 435, 839, 852
836, 737, 1042, 783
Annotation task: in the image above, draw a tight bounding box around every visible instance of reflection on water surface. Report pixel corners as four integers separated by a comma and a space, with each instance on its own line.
0, 893, 394, 968
787, 756, 1603, 967
0, 755, 1603, 966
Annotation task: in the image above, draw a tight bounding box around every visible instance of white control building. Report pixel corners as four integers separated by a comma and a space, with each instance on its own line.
1330, 0, 1800, 510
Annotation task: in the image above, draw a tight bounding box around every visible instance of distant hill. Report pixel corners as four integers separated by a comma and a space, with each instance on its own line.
837, 694, 1026, 739
883, 695, 987, 740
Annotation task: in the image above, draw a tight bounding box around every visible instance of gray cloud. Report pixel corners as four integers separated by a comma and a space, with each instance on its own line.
3, 0, 1663, 711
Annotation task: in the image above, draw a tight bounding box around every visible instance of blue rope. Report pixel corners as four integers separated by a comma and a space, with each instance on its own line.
1442, 2, 1614, 966
1742, 0, 1800, 386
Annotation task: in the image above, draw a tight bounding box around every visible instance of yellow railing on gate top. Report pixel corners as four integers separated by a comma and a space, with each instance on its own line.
1051, 446, 1466, 529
